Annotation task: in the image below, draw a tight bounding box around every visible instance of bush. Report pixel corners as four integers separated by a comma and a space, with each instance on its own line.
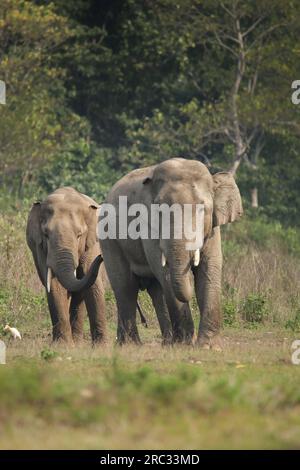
223, 299, 238, 326
222, 216, 300, 258
241, 293, 269, 324
36, 141, 121, 202
41, 349, 58, 361
285, 309, 300, 332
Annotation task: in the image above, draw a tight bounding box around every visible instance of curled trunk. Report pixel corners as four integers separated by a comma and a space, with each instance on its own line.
47, 250, 102, 293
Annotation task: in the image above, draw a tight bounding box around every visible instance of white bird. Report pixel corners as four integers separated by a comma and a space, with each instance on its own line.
4, 325, 22, 339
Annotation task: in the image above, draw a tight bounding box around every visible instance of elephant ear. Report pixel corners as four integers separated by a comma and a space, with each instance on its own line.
143, 176, 152, 185
26, 202, 47, 286
142, 166, 156, 186
26, 202, 43, 248
212, 172, 243, 227
85, 204, 100, 249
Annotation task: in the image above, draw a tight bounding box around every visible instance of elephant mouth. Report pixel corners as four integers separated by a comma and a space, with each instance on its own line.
46, 254, 102, 294
46, 266, 79, 293
161, 248, 201, 268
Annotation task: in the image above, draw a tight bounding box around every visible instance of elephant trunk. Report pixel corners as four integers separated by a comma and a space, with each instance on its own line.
167, 241, 194, 303
47, 250, 102, 293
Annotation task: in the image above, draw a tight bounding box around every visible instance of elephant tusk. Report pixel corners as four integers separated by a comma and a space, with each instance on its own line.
193, 249, 200, 267
47, 268, 52, 293
74, 269, 77, 278
161, 252, 167, 267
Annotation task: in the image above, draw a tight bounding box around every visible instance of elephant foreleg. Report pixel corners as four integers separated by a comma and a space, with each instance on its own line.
81, 253, 107, 344
115, 276, 140, 344
147, 280, 172, 344
194, 227, 223, 351
162, 279, 194, 344
70, 293, 85, 343
46, 277, 72, 344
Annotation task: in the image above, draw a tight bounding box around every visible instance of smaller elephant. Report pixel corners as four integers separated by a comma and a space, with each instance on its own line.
26, 187, 106, 344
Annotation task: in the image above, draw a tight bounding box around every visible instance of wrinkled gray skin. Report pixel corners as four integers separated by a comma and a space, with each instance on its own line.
26, 187, 106, 345
101, 158, 242, 350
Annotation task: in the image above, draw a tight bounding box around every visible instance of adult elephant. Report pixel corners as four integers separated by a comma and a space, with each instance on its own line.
26, 187, 106, 344
100, 158, 242, 350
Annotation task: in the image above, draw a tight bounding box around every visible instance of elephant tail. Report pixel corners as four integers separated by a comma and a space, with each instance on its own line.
137, 302, 148, 328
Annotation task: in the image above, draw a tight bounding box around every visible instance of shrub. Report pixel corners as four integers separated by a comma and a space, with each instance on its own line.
241, 293, 269, 324
41, 348, 59, 361
285, 309, 300, 332
223, 299, 238, 326
222, 283, 238, 327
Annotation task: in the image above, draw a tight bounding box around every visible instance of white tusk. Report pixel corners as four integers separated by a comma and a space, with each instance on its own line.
193, 249, 200, 267
161, 252, 166, 267
74, 269, 77, 278
47, 268, 52, 293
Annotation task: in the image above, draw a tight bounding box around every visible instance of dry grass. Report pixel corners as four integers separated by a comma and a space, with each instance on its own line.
223, 243, 300, 324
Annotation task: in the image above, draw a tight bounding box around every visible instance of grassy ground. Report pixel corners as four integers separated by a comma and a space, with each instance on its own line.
1, 326, 300, 449
1, 209, 300, 449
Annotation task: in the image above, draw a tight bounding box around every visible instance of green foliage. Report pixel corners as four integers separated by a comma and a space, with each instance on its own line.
1, 354, 300, 448
223, 299, 238, 327
0, 0, 299, 225
108, 359, 200, 404
0, 366, 45, 406
222, 282, 238, 326
36, 140, 120, 202
241, 293, 269, 325
41, 348, 59, 361
0, 0, 90, 194
222, 285, 271, 328
285, 309, 300, 332
222, 216, 300, 257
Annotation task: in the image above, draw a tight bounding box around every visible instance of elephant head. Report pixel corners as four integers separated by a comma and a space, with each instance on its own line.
26, 187, 102, 294
143, 158, 243, 303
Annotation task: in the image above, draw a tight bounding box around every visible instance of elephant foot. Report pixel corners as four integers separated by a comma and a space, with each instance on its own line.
116, 332, 142, 346
72, 333, 84, 345
171, 325, 194, 345
117, 321, 141, 345
91, 329, 107, 344
91, 335, 107, 347
116, 338, 142, 347
52, 337, 75, 348
52, 326, 74, 346
197, 332, 223, 351
161, 334, 173, 347
172, 335, 194, 346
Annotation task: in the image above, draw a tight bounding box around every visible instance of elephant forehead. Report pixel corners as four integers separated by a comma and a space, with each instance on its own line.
46, 192, 87, 206
41, 201, 85, 224
46, 193, 66, 203
154, 158, 212, 182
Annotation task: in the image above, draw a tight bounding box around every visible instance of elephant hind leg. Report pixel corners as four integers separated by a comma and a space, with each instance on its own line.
112, 272, 140, 345
102, 242, 141, 345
